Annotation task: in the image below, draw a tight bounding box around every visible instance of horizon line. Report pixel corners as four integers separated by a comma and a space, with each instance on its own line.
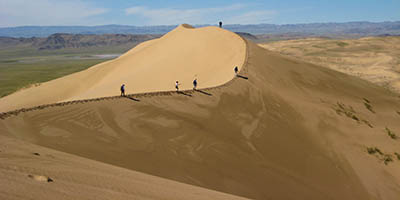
1, 20, 399, 29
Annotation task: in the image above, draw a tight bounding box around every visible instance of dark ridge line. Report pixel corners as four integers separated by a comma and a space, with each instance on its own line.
0, 37, 250, 120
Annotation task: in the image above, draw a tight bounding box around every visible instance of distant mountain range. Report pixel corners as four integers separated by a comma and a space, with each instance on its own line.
0, 33, 160, 50
0, 32, 260, 51
1, 21, 400, 38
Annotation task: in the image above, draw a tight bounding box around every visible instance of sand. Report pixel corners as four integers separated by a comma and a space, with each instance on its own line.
259, 37, 400, 94
0, 135, 248, 200
0, 24, 246, 112
1, 25, 400, 200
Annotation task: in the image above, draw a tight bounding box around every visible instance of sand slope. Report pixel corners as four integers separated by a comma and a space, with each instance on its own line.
259, 36, 400, 93
1, 32, 400, 199
0, 135, 248, 200
0, 24, 246, 112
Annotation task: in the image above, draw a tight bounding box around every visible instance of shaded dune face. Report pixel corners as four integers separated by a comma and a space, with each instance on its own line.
0, 24, 246, 112
1, 27, 400, 200
0, 135, 249, 200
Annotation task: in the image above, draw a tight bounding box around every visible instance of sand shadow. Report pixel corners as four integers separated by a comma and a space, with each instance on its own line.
124, 96, 140, 102
177, 91, 192, 97
237, 75, 249, 80
194, 89, 212, 96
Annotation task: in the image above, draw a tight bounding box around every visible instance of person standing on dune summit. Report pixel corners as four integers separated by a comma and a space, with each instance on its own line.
234, 66, 238, 75
219, 21, 223, 28
120, 84, 125, 96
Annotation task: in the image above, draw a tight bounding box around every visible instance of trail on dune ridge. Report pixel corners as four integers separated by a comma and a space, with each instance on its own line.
0, 24, 247, 112
0, 37, 249, 120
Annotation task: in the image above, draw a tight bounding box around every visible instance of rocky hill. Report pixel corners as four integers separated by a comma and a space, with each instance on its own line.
0, 33, 161, 50
35, 33, 160, 50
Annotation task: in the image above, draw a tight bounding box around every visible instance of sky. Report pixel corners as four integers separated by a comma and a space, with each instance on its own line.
0, 0, 399, 27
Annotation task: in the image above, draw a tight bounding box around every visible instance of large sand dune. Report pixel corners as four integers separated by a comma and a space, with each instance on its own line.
1, 26, 400, 199
259, 37, 400, 93
0, 24, 246, 112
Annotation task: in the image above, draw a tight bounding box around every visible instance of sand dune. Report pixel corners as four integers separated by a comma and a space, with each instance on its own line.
0, 135, 248, 200
1, 26, 400, 199
0, 24, 246, 112
259, 37, 400, 93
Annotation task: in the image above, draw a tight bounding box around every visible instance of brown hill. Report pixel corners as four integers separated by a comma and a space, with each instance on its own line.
0, 33, 160, 50
259, 36, 400, 93
1, 25, 400, 200
0, 24, 246, 112
35, 33, 161, 50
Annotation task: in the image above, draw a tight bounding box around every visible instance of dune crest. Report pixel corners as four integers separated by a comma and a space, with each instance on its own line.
0, 24, 246, 112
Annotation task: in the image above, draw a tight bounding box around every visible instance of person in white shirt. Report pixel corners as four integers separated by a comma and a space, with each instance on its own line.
175, 81, 180, 91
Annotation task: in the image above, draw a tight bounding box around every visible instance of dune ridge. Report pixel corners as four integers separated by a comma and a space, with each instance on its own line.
0, 37, 249, 119
0, 24, 247, 112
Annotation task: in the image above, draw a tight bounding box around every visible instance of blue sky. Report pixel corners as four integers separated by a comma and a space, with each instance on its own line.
0, 0, 399, 27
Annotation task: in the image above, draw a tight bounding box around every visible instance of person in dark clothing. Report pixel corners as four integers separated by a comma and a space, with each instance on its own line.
219, 21, 223, 28
193, 78, 197, 90
234, 66, 238, 75
120, 84, 125, 96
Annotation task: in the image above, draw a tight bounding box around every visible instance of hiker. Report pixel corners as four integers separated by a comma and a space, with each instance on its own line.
219, 21, 223, 28
193, 78, 197, 90
120, 84, 125, 96
234, 66, 238, 75
175, 81, 180, 91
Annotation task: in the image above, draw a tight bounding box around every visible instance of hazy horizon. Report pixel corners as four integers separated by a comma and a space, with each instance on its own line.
0, 20, 399, 29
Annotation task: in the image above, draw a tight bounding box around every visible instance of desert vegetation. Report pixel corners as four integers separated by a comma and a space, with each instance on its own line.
363, 98, 375, 113
385, 127, 398, 140
334, 102, 373, 127
367, 147, 395, 165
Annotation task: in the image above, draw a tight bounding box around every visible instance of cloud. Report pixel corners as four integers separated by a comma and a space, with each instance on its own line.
0, 0, 107, 27
125, 4, 276, 25
226, 10, 277, 24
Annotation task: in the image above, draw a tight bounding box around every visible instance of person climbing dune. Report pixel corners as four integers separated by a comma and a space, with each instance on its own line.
175, 81, 180, 91
193, 78, 198, 90
234, 66, 239, 75
120, 84, 125, 96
